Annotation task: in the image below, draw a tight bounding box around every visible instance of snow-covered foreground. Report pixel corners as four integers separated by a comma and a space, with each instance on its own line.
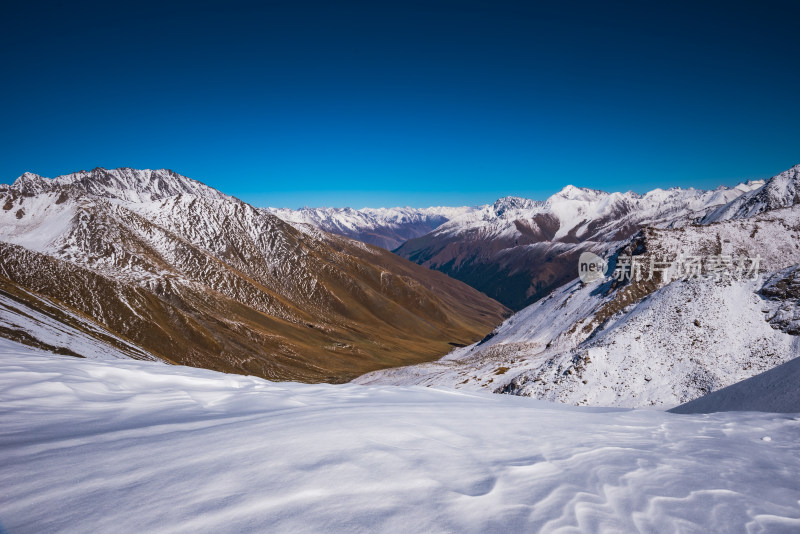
2, 347, 800, 533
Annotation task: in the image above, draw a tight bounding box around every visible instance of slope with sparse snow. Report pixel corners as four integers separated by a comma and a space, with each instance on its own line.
0, 281, 161, 361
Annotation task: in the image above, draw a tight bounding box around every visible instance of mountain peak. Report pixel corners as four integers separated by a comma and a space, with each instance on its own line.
12, 172, 47, 190
9, 167, 227, 203
701, 163, 800, 223
558, 184, 582, 195
551, 184, 608, 202
491, 196, 539, 216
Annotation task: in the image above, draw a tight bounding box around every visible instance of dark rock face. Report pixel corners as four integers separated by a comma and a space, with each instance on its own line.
760, 266, 800, 335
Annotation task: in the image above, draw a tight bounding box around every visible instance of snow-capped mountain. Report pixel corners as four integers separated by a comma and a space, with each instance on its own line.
395, 179, 765, 310
702, 163, 800, 223
4, 166, 799, 533
3, 167, 228, 203
266, 205, 478, 250
0, 168, 507, 381
356, 192, 800, 408
264, 173, 781, 312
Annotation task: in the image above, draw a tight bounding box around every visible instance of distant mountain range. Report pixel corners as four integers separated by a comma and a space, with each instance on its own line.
0, 168, 507, 382
355, 164, 800, 407
4, 164, 800, 410
271, 172, 788, 310
266, 205, 478, 250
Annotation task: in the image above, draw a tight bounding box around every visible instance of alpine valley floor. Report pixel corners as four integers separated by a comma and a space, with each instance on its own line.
1, 342, 799, 534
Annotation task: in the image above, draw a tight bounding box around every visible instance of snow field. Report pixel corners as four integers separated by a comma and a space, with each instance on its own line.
1, 349, 799, 533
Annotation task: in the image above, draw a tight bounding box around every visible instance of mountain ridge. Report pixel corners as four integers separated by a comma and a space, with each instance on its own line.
264, 174, 774, 311
393, 175, 774, 309
354, 164, 800, 407
355, 193, 800, 408
0, 167, 508, 381
267, 204, 479, 250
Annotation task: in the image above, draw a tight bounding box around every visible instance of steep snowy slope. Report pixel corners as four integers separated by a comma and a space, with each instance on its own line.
396, 179, 766, 310
0, 168, 508, 382
266, 205, 477, 249
357, 205, 800, 407
703, 164, 800, 223
668, 264, 800, 413
2, 349, 799, 533
670, 354, 800, 414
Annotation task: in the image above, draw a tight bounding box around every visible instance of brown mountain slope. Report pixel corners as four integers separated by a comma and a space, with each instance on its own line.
0, 169, 508, 382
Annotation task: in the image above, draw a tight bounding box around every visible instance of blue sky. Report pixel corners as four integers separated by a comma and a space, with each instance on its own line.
2, 0, 799, 208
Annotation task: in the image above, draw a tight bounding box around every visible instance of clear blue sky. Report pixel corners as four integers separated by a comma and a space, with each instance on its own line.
2, 0, 799, 208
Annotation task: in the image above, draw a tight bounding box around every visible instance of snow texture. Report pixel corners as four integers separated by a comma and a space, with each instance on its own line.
1, 349, 800, 533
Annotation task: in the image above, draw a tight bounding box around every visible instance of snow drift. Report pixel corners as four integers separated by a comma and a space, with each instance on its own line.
1, 346, 799, 533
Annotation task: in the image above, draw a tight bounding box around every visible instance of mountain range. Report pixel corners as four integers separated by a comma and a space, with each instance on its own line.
0, 168, 507, 382
266, 205, 477, 250
3, 164, 800, 410
356, 164, 800, 407
271, 178, 772, 310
